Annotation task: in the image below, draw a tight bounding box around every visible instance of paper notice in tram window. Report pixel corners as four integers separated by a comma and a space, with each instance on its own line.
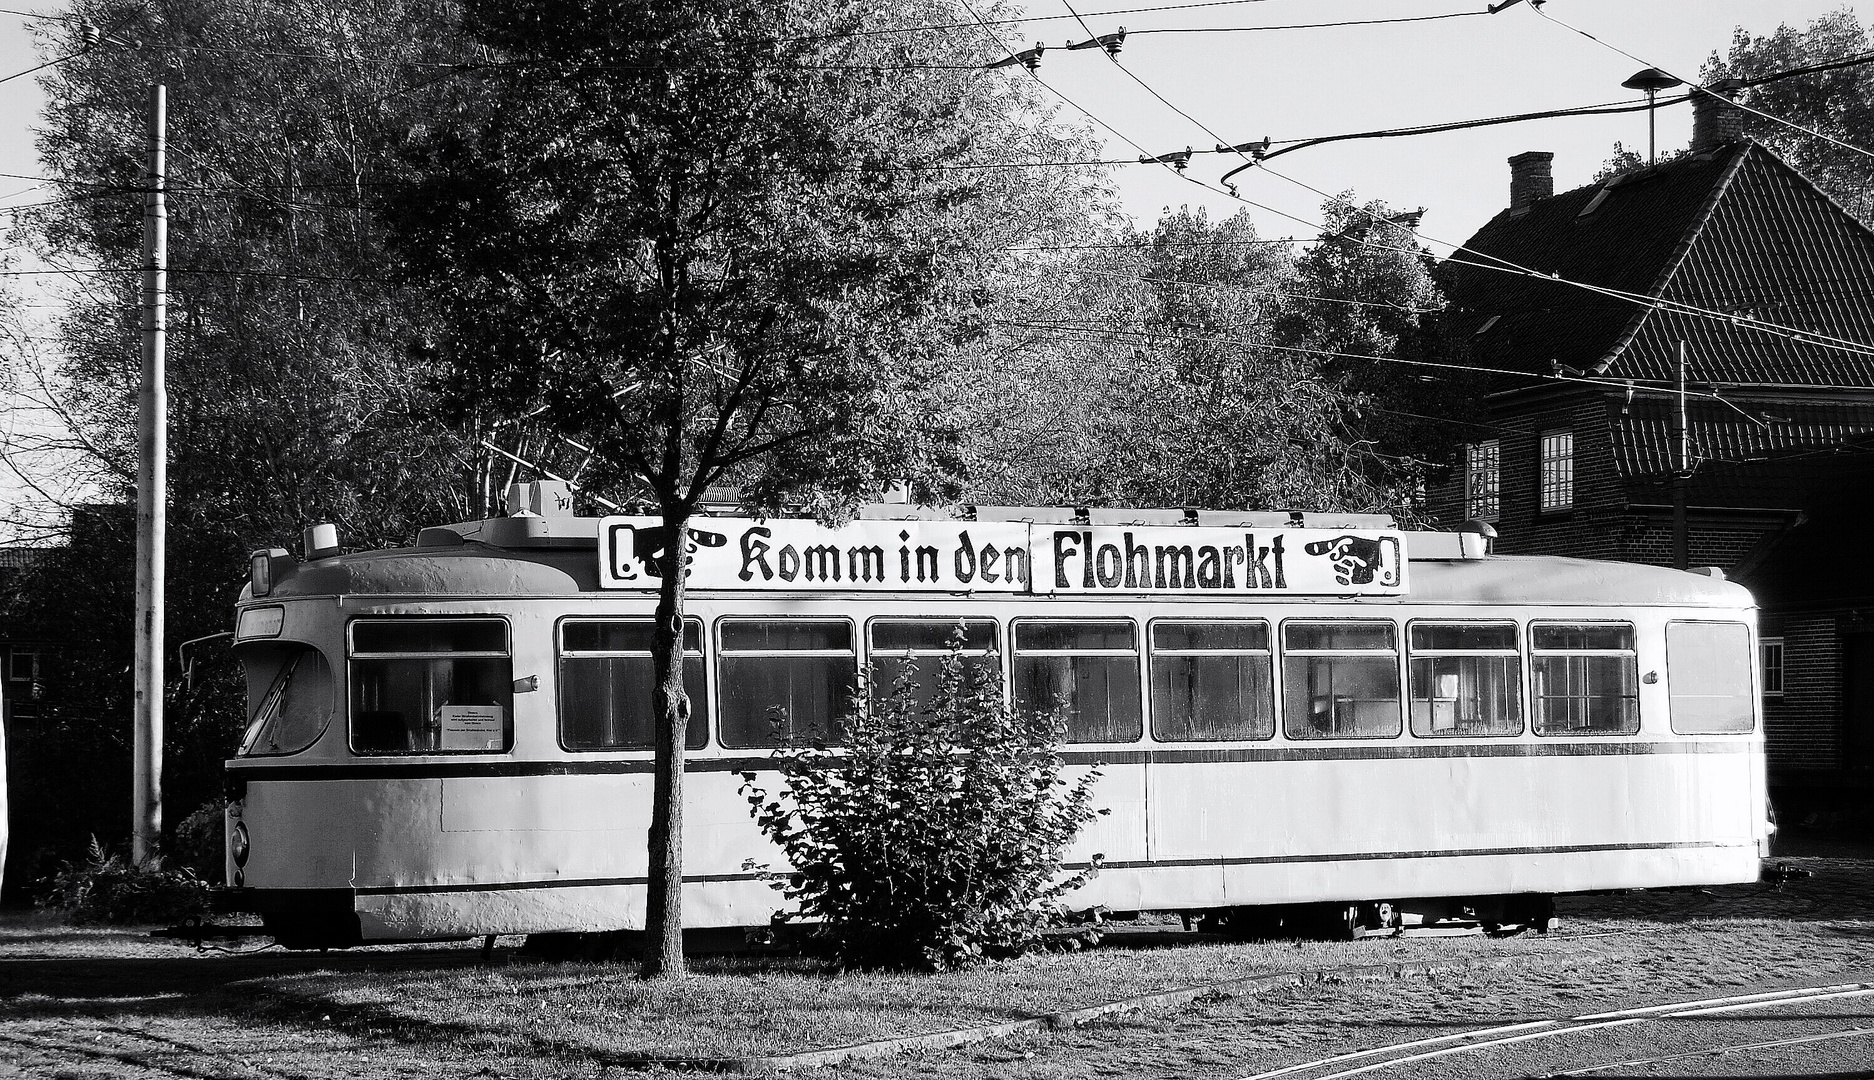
437, 705, 505, 751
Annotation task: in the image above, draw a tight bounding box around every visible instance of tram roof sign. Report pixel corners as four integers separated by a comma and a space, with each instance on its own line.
597, 516, 1407, 596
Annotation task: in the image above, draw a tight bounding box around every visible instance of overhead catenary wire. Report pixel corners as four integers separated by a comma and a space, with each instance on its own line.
779, 0, 1422, 43
4, 42, 1867, 190
18, 10, 1874, 370
1065, 264, 1444, 314
1000, 0, 1874, 366
1127, 10, 1484, 36
1013, 319, 1851, 466
1000, 4, 1874, 366
954, 0, 1207, 195
1528, 3, 1874, 162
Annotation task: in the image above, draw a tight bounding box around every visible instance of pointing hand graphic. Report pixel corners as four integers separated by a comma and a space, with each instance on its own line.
1303, 535, 1397, 587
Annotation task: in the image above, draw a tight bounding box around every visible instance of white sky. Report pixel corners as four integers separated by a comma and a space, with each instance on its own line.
1007, 0, 1855, 246
0, 1, 1859, 536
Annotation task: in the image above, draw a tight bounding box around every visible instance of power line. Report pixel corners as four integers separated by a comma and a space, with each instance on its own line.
4, 44, 1861, 192
781, 0, 1362, 42
1007, 318, 1794, 408
1067, 265, 1443, 313
1530, 4, 1874, 162
1128, 10, 1485, 36
957, 0, 1199, 196
0, 43, 90, 86
1247, 156, 1874, 363
1023, 1, 1874, 368
1224, 96, 1677, 184
1007, 9, 1874, 368
138, 39, 982, 72
19, 13, 1874, 368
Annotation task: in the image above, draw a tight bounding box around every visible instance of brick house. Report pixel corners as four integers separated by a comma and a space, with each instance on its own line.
0, 546, 48, 725
1429, 87, 1874, 813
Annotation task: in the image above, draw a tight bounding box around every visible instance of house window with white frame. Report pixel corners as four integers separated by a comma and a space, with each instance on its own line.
1761, 637, 1784, 698
1465, 440, 1500, 521
1539, 429, 1574, 512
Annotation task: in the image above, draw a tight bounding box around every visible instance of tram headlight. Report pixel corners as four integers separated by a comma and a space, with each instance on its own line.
236, 605, 284, 640
231, 821, 251, 869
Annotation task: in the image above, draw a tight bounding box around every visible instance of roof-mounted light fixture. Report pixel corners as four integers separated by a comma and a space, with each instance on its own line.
1621, 67, 1684, 165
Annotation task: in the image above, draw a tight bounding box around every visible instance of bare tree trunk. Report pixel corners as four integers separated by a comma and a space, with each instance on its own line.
642, 509, 690, 977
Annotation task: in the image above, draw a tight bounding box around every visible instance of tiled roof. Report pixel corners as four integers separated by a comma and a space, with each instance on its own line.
0, 547, 47, 570
1441, 142, 1874, 388
1608, 395, 1874, 509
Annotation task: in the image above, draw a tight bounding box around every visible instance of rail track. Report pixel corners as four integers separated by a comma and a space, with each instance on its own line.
1241, 983, 1874, 1080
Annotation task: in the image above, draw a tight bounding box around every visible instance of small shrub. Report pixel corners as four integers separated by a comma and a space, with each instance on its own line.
741, 639, 1104, 971
173, 801, 229, 883
39, 836, 210, 925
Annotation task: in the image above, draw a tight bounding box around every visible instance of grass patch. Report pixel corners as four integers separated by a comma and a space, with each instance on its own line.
242, 933, 1567, 1062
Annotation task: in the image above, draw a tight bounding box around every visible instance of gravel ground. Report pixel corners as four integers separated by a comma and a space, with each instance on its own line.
4, 829, 1871, 1078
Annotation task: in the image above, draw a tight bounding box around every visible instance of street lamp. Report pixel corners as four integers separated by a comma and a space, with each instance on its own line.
1621, 68, 1684, 165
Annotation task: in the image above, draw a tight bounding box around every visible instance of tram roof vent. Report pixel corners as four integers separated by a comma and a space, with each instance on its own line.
1194, 510, 1397, 530
1086, 507, 1190, 526
420, 515, 601, 549
505, 480, 576, 519
858, 503, 962, 520
969, 505, 1086, 524
1405, 520, 1495, 561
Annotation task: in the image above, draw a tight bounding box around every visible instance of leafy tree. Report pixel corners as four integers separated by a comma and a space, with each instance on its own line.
740, 643, 1101, 971
1704, 10, 1874, 223
384, 0, 1109, 975
1282, 197, 1459, 515
10, 0, 486, 880
964, 202, 1449, 514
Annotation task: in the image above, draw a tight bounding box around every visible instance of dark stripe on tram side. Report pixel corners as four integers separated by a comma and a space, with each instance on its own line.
1072, 839, 1749, 872
227, 738, 1755, 783
240, 839, 1755, 903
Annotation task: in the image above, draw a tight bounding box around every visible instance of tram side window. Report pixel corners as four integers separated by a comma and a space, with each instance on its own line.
1408, 622, 1522, 737
238, 643, 335, 756
1150, 620, 1274, 741
718, 620, 855, 748
350, 620, 514, 755
868, 619, 1001, 715
1666, 621, 1756, 734
1283, 621, 1401, 740
1013, 620, 1142, 744
1531, 623, 1638, 735
559, 620, 708, 751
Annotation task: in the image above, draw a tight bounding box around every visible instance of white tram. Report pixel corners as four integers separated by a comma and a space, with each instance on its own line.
222, 488, 1770, 947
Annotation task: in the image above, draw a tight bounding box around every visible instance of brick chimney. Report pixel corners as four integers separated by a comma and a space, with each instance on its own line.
1691, 79, 1744, 153
1509, 151, 1554, 210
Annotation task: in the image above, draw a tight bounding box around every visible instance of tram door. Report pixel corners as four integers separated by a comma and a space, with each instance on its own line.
1842, 635, 1874, 770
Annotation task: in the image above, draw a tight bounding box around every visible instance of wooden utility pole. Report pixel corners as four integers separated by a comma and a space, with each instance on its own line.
132, 80, 167, 865
1672, 339, 1689, 571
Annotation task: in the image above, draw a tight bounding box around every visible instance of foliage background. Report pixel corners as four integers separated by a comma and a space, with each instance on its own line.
1, 0, 1461, 900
